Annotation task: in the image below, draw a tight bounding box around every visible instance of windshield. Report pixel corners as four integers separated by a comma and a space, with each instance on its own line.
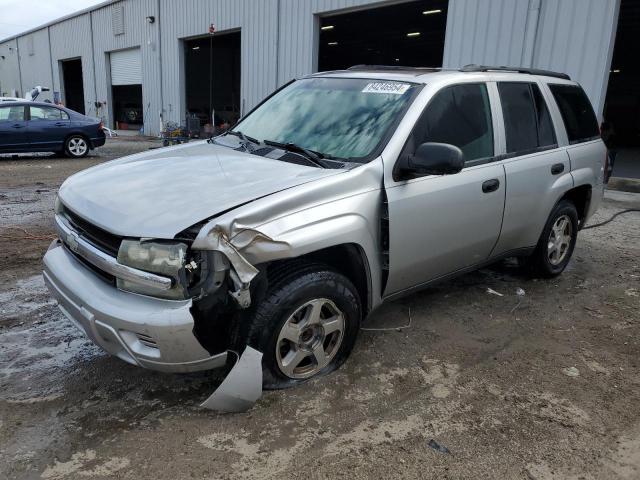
233, 77, 420, 160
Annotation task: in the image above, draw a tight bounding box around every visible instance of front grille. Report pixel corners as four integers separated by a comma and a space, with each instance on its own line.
61, 206, 122, 257
67, 246, 117, 286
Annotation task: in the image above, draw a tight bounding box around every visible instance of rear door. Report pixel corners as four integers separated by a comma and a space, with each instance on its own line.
384, 82, 505, 296
0, 104, 28, 152
27, 105, 70, 151
491, 81, 573, 256
548, 84, 605, 188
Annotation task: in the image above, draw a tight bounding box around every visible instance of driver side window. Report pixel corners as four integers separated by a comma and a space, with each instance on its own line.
403, 83, 494, 166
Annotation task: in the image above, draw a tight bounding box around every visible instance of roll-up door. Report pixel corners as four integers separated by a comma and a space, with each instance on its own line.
110, 48, 142, 85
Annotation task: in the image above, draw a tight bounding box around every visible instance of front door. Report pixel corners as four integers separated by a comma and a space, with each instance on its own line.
0, 104, 28, 152
384, 83, 505, 296
27, 105, 70, 151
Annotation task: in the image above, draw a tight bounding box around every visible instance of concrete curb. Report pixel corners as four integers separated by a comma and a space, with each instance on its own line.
607, 177, 640, 194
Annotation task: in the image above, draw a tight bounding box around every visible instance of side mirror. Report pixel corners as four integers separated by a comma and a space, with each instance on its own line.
397, 142, 464, 179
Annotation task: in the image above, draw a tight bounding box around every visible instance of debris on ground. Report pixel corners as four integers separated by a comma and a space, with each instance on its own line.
486, 288, 504, 297
561, 367, 581, 378
428, 439, 451, 454
516, 287, 526, 296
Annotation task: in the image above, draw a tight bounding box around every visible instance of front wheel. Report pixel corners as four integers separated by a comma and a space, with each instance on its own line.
65, 135, 89, 158
236, 262, 361, 389
527, 200, 578, 277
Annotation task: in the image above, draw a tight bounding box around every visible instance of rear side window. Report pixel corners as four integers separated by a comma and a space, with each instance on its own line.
30, 106, 69, 121
548, 84, 599, 143
498, 82, 556, 155
406, 83, 494, 164
0, 105, 25, 121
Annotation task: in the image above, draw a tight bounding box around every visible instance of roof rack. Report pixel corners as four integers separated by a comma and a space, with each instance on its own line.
459, 64, 571, 80
347, 65, 443, 73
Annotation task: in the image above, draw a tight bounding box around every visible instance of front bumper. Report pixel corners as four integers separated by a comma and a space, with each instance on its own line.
43, 240, 227, 373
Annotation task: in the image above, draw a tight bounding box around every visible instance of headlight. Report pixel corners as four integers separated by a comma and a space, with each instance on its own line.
117, 239, 189, 300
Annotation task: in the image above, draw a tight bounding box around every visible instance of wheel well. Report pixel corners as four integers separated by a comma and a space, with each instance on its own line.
560, 185, 592, 227
265, 244, 372, 316
64, 132, 89, 144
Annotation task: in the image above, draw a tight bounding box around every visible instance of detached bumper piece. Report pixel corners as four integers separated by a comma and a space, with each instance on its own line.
43, 241, 227, 373
201, 346, 263, 413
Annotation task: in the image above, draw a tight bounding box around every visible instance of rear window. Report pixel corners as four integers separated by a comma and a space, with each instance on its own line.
498, 82, 556, 155
548, 84, 599, 144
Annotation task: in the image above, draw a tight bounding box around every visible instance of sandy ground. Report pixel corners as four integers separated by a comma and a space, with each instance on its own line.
1, 139, 639, 479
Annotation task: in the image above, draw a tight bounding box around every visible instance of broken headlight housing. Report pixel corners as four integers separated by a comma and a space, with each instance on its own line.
116, 239, 191, 300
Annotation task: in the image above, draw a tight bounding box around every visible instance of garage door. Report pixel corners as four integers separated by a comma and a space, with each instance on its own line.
110, 48, 142, 85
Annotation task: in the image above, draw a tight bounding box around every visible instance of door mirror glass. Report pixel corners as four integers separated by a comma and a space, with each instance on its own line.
402, 142, 464, 177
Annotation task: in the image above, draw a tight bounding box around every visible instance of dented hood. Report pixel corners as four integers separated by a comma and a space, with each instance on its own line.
58, 141, 341, 238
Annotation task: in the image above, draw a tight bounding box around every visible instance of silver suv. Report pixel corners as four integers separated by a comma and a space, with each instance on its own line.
44, 65, 605, 388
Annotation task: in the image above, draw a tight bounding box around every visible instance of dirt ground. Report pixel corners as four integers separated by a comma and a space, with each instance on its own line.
1, 138, 639, 480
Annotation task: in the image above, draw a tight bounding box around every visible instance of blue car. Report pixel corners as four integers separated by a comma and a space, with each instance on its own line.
0, 101, 106, 158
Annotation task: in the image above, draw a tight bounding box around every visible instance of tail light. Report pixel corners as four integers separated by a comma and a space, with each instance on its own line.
603, 151, 609, 183
98, 121, 104, 130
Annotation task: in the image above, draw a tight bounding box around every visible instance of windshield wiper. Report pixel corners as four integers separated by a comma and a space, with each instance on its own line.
263, 140, 328, 168
224, 130, 260, 152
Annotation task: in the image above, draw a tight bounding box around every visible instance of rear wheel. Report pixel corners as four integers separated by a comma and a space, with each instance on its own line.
65, 135, 89, 158
236, 262, 361, 389
527, 200, 578, 277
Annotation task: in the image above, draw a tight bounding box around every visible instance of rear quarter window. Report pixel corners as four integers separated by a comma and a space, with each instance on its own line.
548, 84, 599, 144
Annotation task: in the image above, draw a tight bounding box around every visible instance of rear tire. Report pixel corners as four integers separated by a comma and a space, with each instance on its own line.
526, 200, 578, 277
65, 135, 89, 158
235, 262, 361, 389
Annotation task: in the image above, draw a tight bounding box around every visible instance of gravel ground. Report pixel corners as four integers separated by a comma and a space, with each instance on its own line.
1, 139, 639, 479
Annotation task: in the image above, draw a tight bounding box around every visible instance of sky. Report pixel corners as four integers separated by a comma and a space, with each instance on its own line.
0, 0, 105, 40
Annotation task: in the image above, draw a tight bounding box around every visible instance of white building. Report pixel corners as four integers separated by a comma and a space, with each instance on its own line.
0, 0, 630, 138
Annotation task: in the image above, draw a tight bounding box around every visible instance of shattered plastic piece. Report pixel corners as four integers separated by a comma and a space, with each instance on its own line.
516, 287, 526, 296
201, 347, 263, 413
204, 226, 259, 285
561, 366, 580, 377
486, 288, 504, 297
428, 439, 451, 454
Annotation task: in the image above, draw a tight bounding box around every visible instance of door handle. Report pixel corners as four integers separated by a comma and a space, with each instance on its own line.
551, 163, 565, 175
55, 122, 66, 126
482, 179, 500, 193
11, 124, 25, 129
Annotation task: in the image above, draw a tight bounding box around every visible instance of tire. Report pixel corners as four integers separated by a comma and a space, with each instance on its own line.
65, 135, 89, 158
236, 261, 362, 389
527, 200, 578, 278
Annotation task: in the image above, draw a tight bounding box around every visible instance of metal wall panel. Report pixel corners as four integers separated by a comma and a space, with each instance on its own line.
442, 0, 530, 68
277, 0, 412, 85
91, 0, 161, 134
442, 0, 620, 117
48, 13, 96, 117
0, 39, 22, 97
533, 0, 619, 117
158, 0, 279, 125
15, 29, 54, 102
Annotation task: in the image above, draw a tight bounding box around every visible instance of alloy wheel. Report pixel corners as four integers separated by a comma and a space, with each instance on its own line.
275, 298, 345, 379
68, 137, 88, 156
547, 214, 573, 265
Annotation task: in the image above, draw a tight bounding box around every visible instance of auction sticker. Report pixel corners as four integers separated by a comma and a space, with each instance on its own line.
362, 82, 411, 95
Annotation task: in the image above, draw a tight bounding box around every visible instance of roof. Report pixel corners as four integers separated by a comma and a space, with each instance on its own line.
312, 64, 573, 84
0, 0, 116, 43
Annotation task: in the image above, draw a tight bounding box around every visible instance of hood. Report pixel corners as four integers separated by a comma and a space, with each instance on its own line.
58, 141, 342, 238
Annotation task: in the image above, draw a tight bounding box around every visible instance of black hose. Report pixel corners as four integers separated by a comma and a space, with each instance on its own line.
582, 209, 640, 230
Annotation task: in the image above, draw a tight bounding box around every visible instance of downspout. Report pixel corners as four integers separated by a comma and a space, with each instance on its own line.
47, 27, 55, 100
521, 0, 542, 68
16, 39, 24, 96
157, 0, 164, 135
89, 12, 99, 119
274, 0, 281, 89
